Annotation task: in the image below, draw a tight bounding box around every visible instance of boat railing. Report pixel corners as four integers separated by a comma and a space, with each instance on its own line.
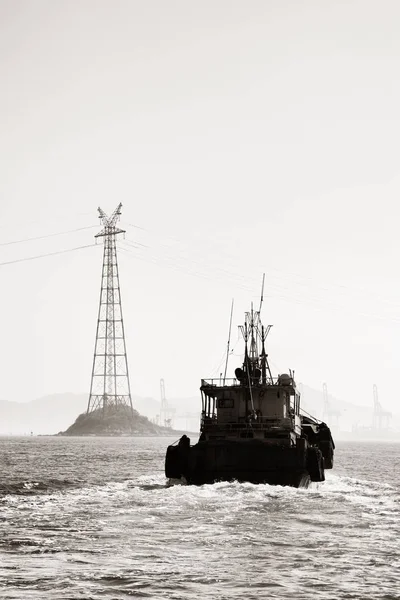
300, 408, 320, 424
202, 417, 292, 430
201, 377, 281, 387
201, 378, 239, 387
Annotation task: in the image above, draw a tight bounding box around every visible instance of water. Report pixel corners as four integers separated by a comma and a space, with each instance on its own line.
1, 437, 399, 599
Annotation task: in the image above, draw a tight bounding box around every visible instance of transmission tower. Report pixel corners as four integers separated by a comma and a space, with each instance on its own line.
87, 203, 133, 415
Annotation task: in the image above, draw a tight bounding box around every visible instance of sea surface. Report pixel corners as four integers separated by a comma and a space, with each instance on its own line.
0, 436, 399, 600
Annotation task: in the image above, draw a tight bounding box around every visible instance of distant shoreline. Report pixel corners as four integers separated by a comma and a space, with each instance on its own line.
335, 435, 400, 443
56, 430, 196, 438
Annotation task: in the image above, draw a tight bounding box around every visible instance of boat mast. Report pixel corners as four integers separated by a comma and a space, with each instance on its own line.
261, 325, 267, 384
260, 324, 273, 383
223, 299, 234, 384
259, 273, 265, 313
249, 303, 258, 363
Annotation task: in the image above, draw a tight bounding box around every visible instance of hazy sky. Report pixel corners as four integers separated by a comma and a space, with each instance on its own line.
2, 0, 400, 415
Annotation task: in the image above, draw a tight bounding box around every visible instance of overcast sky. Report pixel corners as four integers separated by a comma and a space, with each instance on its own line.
1, 0, 400, 417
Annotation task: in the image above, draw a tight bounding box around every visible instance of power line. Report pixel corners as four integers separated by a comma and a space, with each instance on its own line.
118, 242, 400, 325
121, 237, 259, 289
0, 225, 97, 247
123, 239, 148, 249
123, 226, 400, 316
123, 222, 400, 310
0, 211, 96, 231
126, 223, 147, 232
121, 220, 400, 324
0, 244, 97, 267
118, 243, 257, 293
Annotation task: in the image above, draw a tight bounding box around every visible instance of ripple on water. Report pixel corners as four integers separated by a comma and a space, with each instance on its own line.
0, 438, 400, 599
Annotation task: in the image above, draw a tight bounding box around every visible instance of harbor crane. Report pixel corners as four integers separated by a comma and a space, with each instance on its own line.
372, 384, 391, 430
322, 383, 340, 426
160, 379, 176, 429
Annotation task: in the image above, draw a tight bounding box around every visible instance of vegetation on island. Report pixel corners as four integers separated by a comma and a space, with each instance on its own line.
60, 405, 173, 436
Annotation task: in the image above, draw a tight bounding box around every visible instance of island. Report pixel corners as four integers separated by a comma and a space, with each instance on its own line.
60, 405, 184, 436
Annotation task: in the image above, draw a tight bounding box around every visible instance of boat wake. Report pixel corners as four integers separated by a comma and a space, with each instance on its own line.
1, 434, 400, 600
0, 478, 80, 497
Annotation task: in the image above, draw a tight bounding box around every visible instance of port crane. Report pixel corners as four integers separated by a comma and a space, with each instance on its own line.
159, 379, 176, 428
372, 384, 391, 430
322, 383, 340, 426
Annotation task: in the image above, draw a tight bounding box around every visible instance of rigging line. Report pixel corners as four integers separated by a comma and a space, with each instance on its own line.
0, 225, 98, 247
212, 339, 242, 375
0, 244, 97, 267
210, 350, 229, 377
223, 299, 234, 383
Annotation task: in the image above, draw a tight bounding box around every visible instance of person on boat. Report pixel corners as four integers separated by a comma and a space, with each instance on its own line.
178, 435, 190, 449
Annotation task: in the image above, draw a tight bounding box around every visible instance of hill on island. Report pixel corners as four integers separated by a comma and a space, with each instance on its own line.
60, 405, 178, 436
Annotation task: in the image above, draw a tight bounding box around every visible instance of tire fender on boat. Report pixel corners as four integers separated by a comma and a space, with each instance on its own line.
307, 447, 325, 482
165, 436, 191, 479
165, 445, 183, 479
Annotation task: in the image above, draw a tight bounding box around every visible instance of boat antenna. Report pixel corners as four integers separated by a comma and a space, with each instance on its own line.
223, 299, 234, 383
258, 273, 265, 314
246, 365, 255, 414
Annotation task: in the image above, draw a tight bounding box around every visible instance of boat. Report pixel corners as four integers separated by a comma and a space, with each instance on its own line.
165, 304, 335, 488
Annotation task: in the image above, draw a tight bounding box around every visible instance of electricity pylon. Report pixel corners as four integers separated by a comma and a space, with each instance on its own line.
87, 203, 133, 415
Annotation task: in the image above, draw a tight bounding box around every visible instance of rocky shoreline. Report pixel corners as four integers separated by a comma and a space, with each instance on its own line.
59, 405, 192, 437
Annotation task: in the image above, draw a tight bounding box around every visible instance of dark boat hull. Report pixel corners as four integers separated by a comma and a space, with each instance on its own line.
166, 438, 324, 489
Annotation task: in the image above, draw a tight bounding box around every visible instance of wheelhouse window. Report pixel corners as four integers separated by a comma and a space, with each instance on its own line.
218, 398, 234, 408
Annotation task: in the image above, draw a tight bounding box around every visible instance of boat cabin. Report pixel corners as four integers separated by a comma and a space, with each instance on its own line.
200, 373, 301, 444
